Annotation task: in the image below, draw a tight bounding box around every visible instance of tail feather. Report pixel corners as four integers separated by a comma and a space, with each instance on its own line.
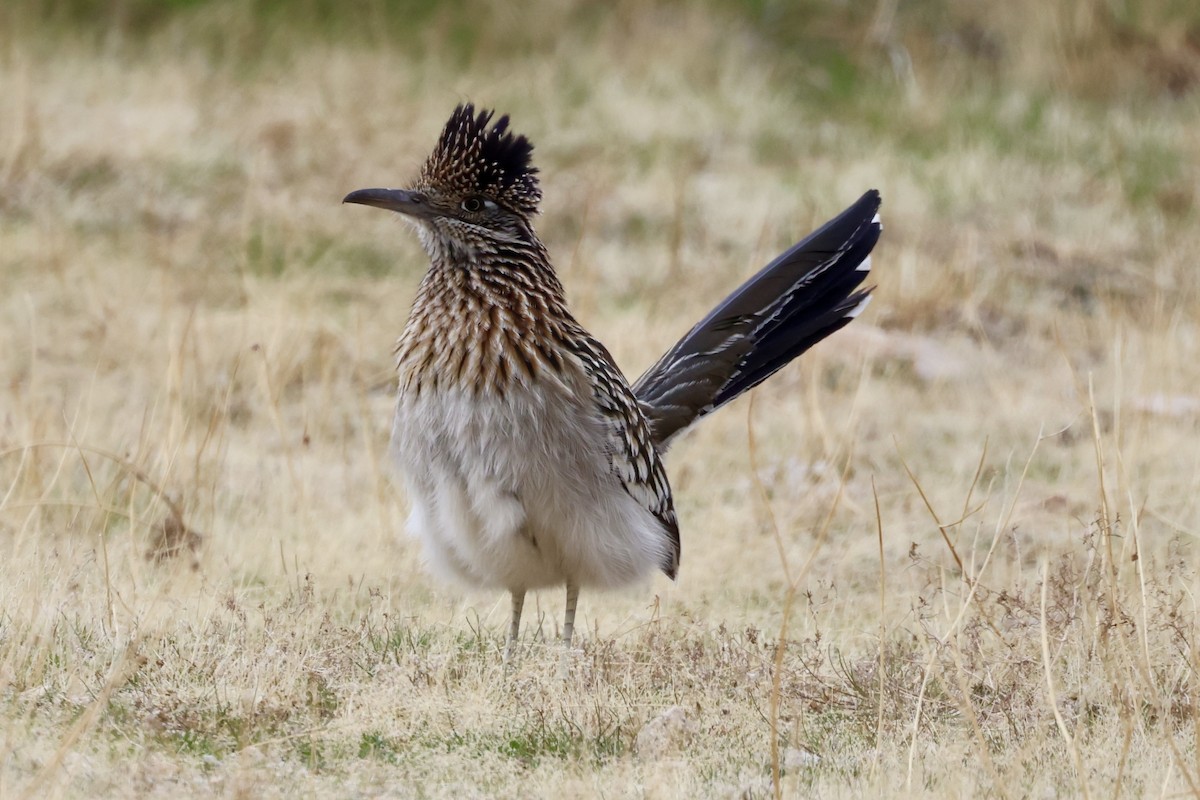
634, 190, 882, 448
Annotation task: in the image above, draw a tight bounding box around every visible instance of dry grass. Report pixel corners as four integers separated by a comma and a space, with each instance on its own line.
1, 1, 1198, 797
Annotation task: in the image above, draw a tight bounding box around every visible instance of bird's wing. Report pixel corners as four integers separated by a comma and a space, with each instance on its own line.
570, 334, 681, 578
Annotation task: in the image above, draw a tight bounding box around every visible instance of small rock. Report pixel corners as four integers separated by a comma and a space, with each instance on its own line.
732, 776, 772, 799
784, 747, 821, 769
634, 705, 697, 760
1133, 393, 1200, 418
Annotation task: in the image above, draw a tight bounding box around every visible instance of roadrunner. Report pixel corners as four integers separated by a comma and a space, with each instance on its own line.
345, 104, 881, 652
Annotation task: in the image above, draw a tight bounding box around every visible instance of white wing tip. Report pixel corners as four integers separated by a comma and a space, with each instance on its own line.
855, 254, 873, 272
845, 294, 872, 319
871, 212, 882, 230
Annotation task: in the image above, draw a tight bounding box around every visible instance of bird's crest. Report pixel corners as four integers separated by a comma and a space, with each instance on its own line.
419, 104, 541, 214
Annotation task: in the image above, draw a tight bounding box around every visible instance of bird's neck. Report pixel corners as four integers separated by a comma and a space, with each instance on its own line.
396, 232, 576, 396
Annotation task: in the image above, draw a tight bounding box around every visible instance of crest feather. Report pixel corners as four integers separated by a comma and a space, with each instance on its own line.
420, 103, 541, 213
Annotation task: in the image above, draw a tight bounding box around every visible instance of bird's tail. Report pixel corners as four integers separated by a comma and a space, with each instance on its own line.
633, 190, 882, 449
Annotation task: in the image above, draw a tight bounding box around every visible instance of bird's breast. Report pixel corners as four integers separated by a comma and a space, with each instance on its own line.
395, 294, 577, 399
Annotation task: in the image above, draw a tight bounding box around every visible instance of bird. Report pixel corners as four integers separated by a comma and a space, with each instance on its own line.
344, 104, 881, 654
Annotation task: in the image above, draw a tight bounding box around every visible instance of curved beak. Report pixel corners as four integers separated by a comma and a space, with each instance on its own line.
342, 188, 432, 218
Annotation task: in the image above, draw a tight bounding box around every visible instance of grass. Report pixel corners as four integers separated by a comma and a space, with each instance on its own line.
1, 0, 1199, 797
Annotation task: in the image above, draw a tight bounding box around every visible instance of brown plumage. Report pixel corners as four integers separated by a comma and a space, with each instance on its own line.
344, 104, 881, 654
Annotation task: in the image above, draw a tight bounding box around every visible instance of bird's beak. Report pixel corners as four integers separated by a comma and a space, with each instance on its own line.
342, 188, 433, 218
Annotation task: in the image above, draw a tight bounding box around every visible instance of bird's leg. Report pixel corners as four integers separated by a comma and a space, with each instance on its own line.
504, 589, 525, 663
562, 582, 580, 646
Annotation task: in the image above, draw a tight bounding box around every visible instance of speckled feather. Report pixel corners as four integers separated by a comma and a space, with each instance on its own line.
419, 105, 541, 214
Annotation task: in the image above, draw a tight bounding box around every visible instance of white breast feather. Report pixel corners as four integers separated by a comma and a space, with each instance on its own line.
392, 386, 671, 592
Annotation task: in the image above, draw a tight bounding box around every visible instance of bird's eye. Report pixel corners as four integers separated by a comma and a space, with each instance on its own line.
462, 197, 484, 213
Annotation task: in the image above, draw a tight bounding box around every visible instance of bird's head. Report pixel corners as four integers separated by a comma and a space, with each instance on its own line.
344, 104, 542, 260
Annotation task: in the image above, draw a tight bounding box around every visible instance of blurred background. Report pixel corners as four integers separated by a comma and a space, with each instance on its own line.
1, 1, 1198, 796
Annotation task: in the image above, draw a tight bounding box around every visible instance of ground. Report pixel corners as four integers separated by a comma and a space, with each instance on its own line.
1, 1, 1198, 797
